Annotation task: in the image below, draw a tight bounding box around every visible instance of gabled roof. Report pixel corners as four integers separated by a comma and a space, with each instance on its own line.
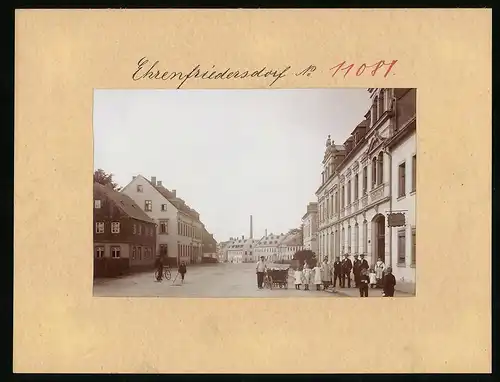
94, 182, 155, 224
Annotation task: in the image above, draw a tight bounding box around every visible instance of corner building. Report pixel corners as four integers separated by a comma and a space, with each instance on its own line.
316, 88, 412, 268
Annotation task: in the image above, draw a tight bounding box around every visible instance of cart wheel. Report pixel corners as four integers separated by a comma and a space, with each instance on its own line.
155, 269, 162, 281
279, 284, 283, 289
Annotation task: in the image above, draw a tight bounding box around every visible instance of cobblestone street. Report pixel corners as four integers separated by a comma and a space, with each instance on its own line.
93, 262, 340, 298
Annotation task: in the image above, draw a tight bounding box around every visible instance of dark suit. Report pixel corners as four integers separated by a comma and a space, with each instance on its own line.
353, 259, 361, 287
360, 258, 369, 271
332, 261, 342, 287
341, 258, 353, 288
383, 273, 396, 297
359, 273, 370, 297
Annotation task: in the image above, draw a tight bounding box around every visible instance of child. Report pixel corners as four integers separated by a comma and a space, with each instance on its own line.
294, 268, 302, 290
359, 268, 370, 297
313, 263, 322, 291
369, 267, 377, 289
302, 263, 311, 291
382, 266, 396, 297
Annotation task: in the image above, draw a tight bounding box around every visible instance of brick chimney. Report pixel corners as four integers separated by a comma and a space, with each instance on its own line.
172, 189, 176, 197
157, 180, 162, 187
151, 176, 156, 186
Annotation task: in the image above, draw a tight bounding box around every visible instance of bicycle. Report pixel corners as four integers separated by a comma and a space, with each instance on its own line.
263, 273, 273, 290
154, 265, 171, 281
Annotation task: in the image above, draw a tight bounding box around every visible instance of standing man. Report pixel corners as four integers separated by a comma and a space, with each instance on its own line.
332, 256, 342, 288
352, 254, 361, 288
359, 253, 369, 272
341, 253, 353, 288
256, 256, 267, 289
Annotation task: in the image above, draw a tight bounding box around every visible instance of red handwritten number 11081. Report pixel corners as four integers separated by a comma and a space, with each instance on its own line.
330, 59, 398, 78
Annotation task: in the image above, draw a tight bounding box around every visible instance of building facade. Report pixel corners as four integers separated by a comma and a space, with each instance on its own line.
121, 175, 206, 266
202, 227, 218, 259
93, 182, 157, 277
302, 202, 318, 255
252, 232, 287, 262
316, 88, 416, 288
226, 236, 257, 263
386, 88, 416, 288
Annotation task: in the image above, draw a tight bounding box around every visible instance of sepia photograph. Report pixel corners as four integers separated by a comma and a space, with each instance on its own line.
92, 88, 416, 298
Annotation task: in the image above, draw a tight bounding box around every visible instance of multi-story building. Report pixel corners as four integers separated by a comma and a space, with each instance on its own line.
277, 228, 304, 261
315, 88, 416, 290
252, 232, 287, 262
302, 202, 318, 255
93, 182, 157, 277
386, 88, 416, 290
226, 236, 257, 263
121, 175, 206, 266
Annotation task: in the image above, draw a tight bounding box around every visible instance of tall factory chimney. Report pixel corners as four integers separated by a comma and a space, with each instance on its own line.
250, 215, 253, 239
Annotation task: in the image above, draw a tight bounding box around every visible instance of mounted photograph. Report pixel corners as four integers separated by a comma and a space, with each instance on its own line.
92, 88, 416, 298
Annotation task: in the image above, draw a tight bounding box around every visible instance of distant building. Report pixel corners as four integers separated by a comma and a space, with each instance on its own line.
93, 182, 156, 278
302, 202, 318, 256
226, 236, 257, 263
252, 232, 287, 262
202, 227, 218, 259
277, 228, 305, 261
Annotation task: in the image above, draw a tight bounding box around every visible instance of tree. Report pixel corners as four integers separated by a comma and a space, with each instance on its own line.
94, 169, 121, 190
292, 249, 317, 268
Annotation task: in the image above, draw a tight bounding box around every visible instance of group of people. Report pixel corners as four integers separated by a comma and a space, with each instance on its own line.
293, 254, 396, 297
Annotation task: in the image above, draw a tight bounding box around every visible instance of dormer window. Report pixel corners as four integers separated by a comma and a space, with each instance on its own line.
94, 199, 101, 209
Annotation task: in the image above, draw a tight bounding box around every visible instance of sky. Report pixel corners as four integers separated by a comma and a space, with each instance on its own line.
93, 88, 371, 243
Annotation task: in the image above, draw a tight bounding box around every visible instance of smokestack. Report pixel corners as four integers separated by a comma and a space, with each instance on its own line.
250, 215, 253, 239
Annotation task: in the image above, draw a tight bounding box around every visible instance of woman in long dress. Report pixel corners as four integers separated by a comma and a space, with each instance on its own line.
302, 263, 312, 291
374, 258, 386, 288
313, 263, 322, 291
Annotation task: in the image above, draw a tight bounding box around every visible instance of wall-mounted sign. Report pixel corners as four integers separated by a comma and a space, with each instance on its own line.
388, 212, 406, 227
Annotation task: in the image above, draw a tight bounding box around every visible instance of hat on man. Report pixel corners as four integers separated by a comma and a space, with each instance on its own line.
354, 254, 359, 257
360, 253, 365, 257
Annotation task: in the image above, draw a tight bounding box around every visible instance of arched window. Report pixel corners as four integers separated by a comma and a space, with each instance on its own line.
372, 157, 377, 187
378, 152, 384, 185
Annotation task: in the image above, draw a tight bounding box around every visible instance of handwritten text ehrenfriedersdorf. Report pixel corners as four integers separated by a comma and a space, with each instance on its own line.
132, 57, 292, 89
131, 57, 398, 88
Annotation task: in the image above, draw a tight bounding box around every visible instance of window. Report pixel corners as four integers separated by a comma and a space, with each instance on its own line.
354, 174, 359, 200
132, 246, 136, 260
111, 246, 121, 259
133, 224, 136, 234
397, 230, 406, 265
398, 162, 406, 197
412, 155, 416, 192
372, 158, 377, 187
354, 224, 359, 254
177, 243, 181, 257
378, 152, 384, 185
161, 204, 168, 211
145, 200, 152, 211
347, 181, 351, 205
363, 221, 368, 253
347, 226, 351, 252
159, 220, 169, 234
362, 167, 368, 195
94, 199, 101, 209
341, 186, 345, 209
177, 221, 181, 234
111, 222, 120, 233
160, 244, 168, 257
95, 246, 104, 258
95, 222, 104, 234
138, 224, 142, 235
138, 246, 142, 260
137, 185, 143, 192
335, 191, 339, 212
378, 89, 385, 118
411, 228, 416, 265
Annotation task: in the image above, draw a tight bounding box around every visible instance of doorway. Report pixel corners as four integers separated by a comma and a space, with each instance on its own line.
372, 214, 386, 263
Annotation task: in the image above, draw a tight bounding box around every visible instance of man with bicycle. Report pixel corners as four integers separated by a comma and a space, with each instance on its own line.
155, 254, 164, 281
